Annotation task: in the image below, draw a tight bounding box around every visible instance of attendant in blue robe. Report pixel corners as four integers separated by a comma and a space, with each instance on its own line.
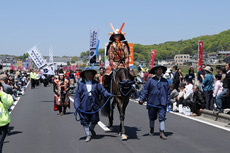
74, 68, 112, 142
139, 65, 170, 140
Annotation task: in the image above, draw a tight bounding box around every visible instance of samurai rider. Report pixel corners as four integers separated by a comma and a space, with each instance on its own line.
105, 22, 130, 75
74, 68, 113, 142
139, 65, 170, 140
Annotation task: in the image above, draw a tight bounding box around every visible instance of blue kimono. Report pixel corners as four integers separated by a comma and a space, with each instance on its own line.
140, 76, 170, 121
74, 79, 112, 126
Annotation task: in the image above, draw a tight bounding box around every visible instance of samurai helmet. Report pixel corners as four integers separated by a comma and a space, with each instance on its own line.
108, 22, 126, 41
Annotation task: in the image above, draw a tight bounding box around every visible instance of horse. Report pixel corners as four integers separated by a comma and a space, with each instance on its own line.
101, 68, 135, 140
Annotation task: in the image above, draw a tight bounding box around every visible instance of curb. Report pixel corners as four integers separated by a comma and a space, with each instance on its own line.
201, 109, 230, 124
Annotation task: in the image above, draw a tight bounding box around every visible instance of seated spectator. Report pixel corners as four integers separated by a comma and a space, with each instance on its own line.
183, 85, 205, 116
184, 80, 193, 100
177, 83, 186, 106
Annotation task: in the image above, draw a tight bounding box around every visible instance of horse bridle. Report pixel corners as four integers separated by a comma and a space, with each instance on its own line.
112, 68, 134, 97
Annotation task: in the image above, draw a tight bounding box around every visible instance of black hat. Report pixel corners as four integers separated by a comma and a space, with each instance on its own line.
149, 65, 167, 74
80, 68, 97, 78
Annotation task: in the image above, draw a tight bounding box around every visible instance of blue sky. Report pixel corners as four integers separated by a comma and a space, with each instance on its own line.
0, 0, 230, 56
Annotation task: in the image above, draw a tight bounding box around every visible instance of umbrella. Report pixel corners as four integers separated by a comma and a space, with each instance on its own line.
223, 56, 230, 63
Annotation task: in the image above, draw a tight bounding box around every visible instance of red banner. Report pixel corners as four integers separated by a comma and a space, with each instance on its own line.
10, 64, 15, 70
150, 50, 157, 69
198, 41, 203, 71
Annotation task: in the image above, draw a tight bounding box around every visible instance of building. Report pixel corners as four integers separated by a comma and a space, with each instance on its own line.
217, 51, 230, 57
174, 54, 190, 65
53, 57, 72, 67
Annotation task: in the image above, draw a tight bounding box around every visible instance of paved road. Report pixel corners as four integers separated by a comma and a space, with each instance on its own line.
4, 85, 230, 153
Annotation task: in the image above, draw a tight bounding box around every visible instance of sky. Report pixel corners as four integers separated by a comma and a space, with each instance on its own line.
0, 0, 230, 56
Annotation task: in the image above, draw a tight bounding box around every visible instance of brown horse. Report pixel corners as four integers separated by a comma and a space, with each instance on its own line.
101, 68, 135, 140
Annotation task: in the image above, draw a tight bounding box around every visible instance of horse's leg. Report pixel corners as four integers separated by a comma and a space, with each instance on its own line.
117, 98, 129, 140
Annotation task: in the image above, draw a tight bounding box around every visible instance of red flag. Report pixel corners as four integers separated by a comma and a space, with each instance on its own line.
198, 41, 203, 71
150, 50, 157, 69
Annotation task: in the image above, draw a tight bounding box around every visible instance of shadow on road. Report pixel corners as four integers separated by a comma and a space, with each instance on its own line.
40, 100, 53, 103
64, 112, 74, 115
107, 125, 140, 140
79, 134, 117, 141
143, 131, 174, 137
7, 126, 23, 136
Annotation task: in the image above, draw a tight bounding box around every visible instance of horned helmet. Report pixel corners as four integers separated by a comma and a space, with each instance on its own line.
108, 22, 126, 41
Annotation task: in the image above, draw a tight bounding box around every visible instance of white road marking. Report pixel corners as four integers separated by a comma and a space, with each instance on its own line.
130, 99, 230, 132
69, 97, 111, 132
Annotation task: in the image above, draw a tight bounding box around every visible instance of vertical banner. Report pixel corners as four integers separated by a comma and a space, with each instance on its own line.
17, 61, 23, 69
150, 50, 157, 69
27, 46, 47, 69
129, 43, 134, 66
104, 43, 110, 69
10, 64, 15, 70
49, 47, 54, 72
89, 29, 98, 63
198, 41, 203, 71
49, 47, 53, 64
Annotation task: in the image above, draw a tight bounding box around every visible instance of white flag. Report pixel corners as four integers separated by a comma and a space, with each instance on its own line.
27, 46, 47, 69
89, 29, 98, 63
49, 47, 53, 64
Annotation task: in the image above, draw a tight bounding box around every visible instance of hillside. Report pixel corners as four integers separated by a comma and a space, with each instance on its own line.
133, 29, 230, 63
81, 29, 230, 64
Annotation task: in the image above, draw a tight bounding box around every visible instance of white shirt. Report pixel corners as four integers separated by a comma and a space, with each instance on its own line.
85, 81, 92, 96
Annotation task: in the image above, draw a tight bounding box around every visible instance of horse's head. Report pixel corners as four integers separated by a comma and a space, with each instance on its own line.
115, 68, 135, 97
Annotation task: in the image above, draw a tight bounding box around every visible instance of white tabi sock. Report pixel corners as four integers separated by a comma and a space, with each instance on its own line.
84, 126, 90, 136
159, 121, 165, 131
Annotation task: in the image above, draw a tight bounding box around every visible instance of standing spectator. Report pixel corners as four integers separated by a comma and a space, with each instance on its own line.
178, 68, 184, 83
164, 73, 172, 86
197, 64, 206, 90
137, 66, 144, 81
216, 65, 226, 83
213, 74, 223, 104
201, 66, 214, 110
139, 65, 170, 140
0, 64, 3, 75
184, 68, 195, 84
215, 63, 230, 113
173, 65, 180, 91
0, 84, 14, 153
